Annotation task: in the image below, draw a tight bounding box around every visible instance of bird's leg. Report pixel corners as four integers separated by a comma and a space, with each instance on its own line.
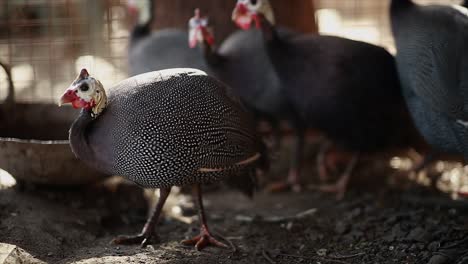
267, 128, 304, 192
318, 153, 360, 200
317, 140, 332, 183
285, 128, 305, 192
269, 119, 282, 153
181, 184, 228, 250
112, 187, 171, 248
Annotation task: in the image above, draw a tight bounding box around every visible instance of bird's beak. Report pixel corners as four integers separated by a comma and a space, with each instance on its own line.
58, 89, 76, 107
232, 3, 252, 30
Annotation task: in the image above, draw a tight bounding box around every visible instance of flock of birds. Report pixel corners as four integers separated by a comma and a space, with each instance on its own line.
57, 0, 468, 250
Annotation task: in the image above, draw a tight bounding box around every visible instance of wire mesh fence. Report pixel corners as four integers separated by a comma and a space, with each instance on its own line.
0, 0, 463, 103
0, 0, 129, 103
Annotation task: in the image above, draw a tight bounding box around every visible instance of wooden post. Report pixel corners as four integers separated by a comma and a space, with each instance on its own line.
152, 0, 317, 42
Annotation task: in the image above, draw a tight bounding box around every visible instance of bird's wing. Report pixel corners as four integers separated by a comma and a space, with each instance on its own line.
408, 13, 468, 121
197, 127, 260, 173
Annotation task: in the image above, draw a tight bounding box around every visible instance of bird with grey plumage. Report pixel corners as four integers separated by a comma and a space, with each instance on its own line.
58, 68, 265, 250
127, 0, 209, 76
188, 8, 304, 192
390, 0, 468, 163
232, 0, 428, 199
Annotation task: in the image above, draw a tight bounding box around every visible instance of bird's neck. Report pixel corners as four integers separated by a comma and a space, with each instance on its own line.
69, 109, 96, 166
257, 13, 280, 45
257, 13, 290, 76
201, 40, 224, 67
130, 0, 155, 47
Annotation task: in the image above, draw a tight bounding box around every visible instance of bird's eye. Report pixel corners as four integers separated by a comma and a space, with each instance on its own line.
80, 83, 89, 92
250, 0, 257, 5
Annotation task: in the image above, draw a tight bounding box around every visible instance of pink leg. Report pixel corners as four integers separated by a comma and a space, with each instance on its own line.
317, 141, 332, 183
318, 153, 359, 200
181, 184, 228, 250
266, 129, 305, 193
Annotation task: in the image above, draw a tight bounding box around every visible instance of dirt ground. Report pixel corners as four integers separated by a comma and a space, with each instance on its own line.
1, 143, 468, 264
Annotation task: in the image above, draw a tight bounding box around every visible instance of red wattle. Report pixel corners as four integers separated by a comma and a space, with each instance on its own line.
235, 18, 252, 30
236, 3, 248, 15
201, 28, 215, 46
71, 98, 95, 110
253, 14, 261, 29
189, 38, 197, 48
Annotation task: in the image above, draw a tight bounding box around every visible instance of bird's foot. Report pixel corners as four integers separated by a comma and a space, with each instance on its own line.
181, 227, 228, 251
317, 182, 347, 200
309, 176, 348, 200
112, 232, 158, 248
317, 163, 330, 183
266, 168, 302, 193
265, 181, 302, 193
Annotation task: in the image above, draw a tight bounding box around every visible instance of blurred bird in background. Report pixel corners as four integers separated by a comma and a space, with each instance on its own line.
188, 8, 304, 192
390, 0, 468, 165
127, 0, 208, 76
232, 0, 428, 199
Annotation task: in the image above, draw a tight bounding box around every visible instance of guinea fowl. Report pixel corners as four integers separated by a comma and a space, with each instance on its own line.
232, 0, 426, 198
188, 9, 304, 192
390, 0, 468, 162
59, 68, 264, 250
127, 0, 208, 76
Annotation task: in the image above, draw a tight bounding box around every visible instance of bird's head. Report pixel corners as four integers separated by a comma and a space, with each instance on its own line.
127, 0, 151, 25
232, 0, 275, 30
59, 68, 107, 118
188, 8, 215, 48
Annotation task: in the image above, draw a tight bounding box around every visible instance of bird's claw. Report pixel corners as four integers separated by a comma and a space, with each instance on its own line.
181, 232, 228, 250
265, 181, 302, 193
112, 232, 158, 248
309, 181, 346, 201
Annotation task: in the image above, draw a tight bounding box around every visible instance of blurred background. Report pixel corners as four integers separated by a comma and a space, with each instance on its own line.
1, 0, 468, 195
1, 2, 468, 263
0, 0, 462, 104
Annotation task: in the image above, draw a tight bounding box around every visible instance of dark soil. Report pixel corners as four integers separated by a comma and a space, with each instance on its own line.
1, 176, 468, 264
1, 139, 468, 264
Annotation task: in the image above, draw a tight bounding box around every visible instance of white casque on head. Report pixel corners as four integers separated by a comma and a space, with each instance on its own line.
72, 76, 100, 103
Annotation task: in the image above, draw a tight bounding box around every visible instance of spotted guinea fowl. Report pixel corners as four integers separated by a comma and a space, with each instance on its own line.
390, 0, 468, 162
232, 0, 426, 199
59, 68, 264, 250
188, 8, 305, 192
127, 0, 208, 76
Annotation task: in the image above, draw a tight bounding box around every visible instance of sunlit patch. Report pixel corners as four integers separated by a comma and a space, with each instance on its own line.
315, 9, 342, 34
434, 163, 468, 199
0, 169, 16, 188
315, 8, 382, 48
75, 55, 126, 88
389, 156, 412, 170
0, 63, 34, 102
12, 63, 35, 90
389, 156, 468, 200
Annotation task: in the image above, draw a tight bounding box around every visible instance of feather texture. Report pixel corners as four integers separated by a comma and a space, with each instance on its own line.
391, 0, 468, 159
69, 69, 261, 189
